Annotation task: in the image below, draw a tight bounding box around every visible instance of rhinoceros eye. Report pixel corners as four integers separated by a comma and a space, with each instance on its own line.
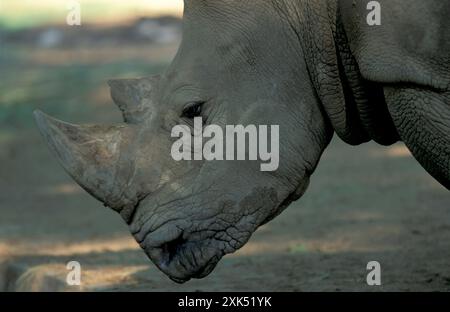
181, 101, 204, 119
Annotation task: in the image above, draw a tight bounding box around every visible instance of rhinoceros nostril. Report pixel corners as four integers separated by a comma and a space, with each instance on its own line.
160, 233, 187, 262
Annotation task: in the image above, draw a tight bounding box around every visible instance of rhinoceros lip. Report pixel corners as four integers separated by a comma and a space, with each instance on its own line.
139, 227, 224, 283
164, 251, 221, 284
155, 243, 222, 283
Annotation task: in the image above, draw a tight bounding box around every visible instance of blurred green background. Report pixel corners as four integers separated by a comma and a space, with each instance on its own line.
0, 0, 183, 135
0, 0, 181, 30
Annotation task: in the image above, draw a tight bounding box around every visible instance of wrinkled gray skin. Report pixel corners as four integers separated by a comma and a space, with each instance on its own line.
34, 0, 449, 283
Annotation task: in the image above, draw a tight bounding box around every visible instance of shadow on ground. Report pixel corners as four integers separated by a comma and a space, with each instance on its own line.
1, 130, 449, 291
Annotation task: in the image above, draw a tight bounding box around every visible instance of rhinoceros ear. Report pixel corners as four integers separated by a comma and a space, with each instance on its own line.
108, 76, 160, 124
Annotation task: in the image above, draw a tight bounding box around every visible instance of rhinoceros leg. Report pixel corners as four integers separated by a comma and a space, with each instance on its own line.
384, 87, 450, 189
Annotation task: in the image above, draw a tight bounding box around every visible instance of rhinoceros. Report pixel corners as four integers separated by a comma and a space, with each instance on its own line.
34, 0, 449, 283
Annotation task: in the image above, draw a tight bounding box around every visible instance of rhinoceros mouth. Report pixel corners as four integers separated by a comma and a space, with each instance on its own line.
136, 223, 226, 283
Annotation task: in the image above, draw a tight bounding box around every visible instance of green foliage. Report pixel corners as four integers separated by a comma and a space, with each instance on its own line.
0, 46, 168, 129
288, 244, 308, 254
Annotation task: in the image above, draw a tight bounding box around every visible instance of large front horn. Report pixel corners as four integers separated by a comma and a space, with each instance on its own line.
33, 111, 137, 215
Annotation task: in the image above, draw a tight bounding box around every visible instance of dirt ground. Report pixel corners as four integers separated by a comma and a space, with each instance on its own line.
1, 121, 449, 292
1, 34, 449, 292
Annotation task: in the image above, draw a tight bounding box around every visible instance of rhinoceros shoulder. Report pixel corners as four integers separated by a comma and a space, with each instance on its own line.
339, 0, 450, 91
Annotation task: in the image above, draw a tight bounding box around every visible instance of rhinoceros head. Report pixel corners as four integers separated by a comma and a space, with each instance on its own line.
34, 1, 332, 282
